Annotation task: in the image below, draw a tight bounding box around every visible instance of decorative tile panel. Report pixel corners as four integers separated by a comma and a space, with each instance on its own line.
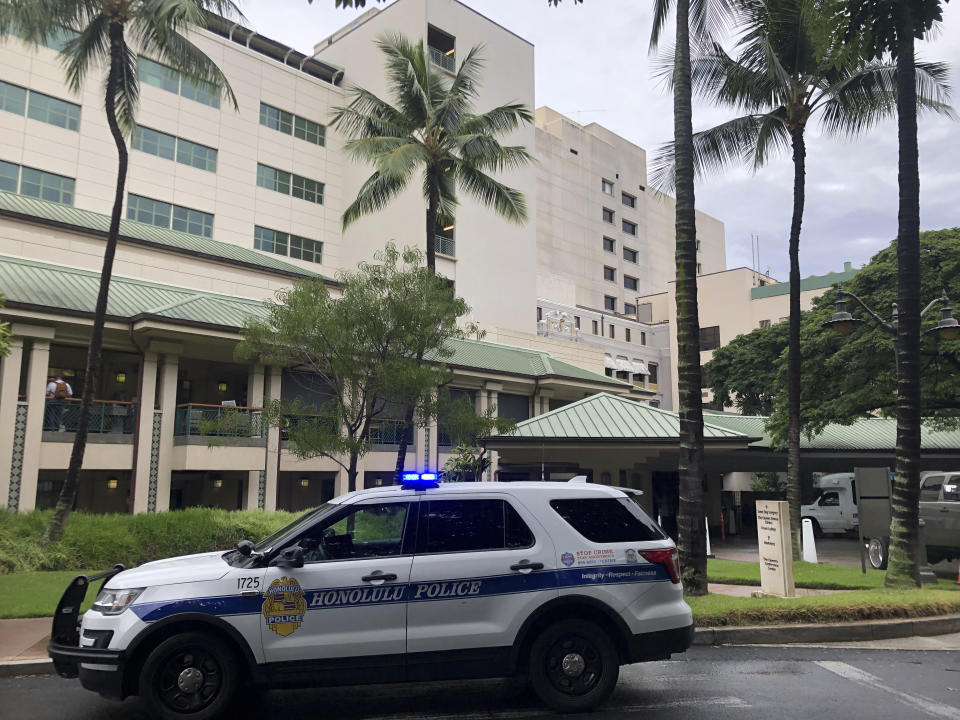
257, 470, 266, 510
147, 411, 162, 512
7, 402, 27, 510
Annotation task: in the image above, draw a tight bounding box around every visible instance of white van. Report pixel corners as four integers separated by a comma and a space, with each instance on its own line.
800, 473, 858, 535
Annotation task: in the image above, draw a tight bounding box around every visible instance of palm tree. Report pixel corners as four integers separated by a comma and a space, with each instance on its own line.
1, 0, 239, 542
652, 0, 952, 561
651, 0, 733, 596
331, 33, 533, 480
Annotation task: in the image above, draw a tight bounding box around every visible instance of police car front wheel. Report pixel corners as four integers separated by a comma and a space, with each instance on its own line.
528, 619, 619, 713
139, 632, 239, 720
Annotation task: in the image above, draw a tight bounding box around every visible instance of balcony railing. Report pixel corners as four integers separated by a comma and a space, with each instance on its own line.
174, 404, 263, 438
434, 234, 456, 258
43, 399, 137, 434
369, 419, 414, 446
428, 46, 455, 72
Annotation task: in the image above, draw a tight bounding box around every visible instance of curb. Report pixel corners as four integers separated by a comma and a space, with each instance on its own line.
0, 658, 53, 678
694, 613, 960, 645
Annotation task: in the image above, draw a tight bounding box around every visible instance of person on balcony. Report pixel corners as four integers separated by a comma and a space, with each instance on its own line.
44, 374, 73, 431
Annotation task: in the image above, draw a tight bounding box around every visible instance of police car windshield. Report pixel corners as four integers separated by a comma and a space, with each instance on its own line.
254, 503, 334, 553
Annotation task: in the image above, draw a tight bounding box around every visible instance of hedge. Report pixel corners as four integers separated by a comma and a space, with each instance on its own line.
0, 508, 300, 574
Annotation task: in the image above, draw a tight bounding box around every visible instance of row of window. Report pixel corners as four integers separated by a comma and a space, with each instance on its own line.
127, 193, 214, 238
254, 226, 323, 264
259, 103, 326, 147
603, 266, 638, 291
602, 207, 637, 236
256, 163, 324, 205
601, 178, 641, 208
0, 160, 74, 204
7, 24, 78, 53
535, 306, 648, 345
0, 79, 81, 131
132, 125, 218, 172
137, 57, 220, 109
602, 237, 639, 264
604, 364, 659, 385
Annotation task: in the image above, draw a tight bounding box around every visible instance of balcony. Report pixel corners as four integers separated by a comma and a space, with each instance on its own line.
43, 399, 137, 435
429, 45, 456, 72
174, 404, 263, 439
434, 234, 456, 258
369, 419, 414, 446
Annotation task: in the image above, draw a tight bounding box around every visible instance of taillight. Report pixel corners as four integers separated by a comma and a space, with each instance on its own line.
640, 548, 681, 584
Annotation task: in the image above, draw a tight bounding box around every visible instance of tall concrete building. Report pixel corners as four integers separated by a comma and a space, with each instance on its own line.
0, 0, 726, 514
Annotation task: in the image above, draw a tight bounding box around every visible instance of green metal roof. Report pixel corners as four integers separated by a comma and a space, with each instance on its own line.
429, 338, 629, 388
750, 263, 858, 300
500, 392, 752, 441
702, 411, 960, 451
0, 191, 327, 280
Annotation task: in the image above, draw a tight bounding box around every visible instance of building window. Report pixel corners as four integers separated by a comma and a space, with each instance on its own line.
648, 363, 659, 385
592, 319, 599, 335
622, 219, 637, 236
4, 163, 75, 204
257, 163, 324, 205
602, 207, 614, 224
649, 399, 660, 408
697, 263, 703, 275
0, 80, 27, 116
26, 89, 80, 130
574, 316, 580, 329
603, 266, 616, 282
8, 24, 79, 52
603, 236, 615, 252
133, 126, 217, 172
259, 102, 326, 147
624, 302, 636, 315
622, 191, 636, 208
625, 328, 632, 342
601, 178, 614, 195
640, 331, 646, 345
624, 275, 638, 291
696, 239, 702, 252
700, 325, 721, 351
608, 324, 615, 339
176, 137, 218, 172
759, 319, 771, 328
138, 56, 220, 108
254, 226, 322, 264
257, 163, 291, 194
427, 25, 456, 72
127, 194, 212, 238
623, 247, 638, 263
604, 295, 616, 311
536, 306, 542, 322
292, 174, 324, 204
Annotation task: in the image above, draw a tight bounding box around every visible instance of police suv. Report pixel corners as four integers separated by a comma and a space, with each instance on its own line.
49, 479, 693, 718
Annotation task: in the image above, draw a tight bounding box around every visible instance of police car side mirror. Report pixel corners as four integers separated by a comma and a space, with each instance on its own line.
236, 540, 254, 557
272, 546, 304, 569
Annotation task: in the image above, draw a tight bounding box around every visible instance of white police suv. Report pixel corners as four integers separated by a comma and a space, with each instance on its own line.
49, 478, 693, 718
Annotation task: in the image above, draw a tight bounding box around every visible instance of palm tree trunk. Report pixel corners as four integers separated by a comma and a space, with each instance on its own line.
886, 27, 921, 589
786, 127, 806, 561
393, 404, 416, 484
43, 21, 128, 544
673, 0, 708, 596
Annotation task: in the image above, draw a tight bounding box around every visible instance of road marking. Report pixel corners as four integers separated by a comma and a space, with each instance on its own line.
363, 696, 750, 720
815, 661, 960, 719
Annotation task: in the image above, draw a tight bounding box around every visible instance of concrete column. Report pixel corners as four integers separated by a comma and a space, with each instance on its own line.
19, 339, 51, 512
245, 363, 265, 510
427, 417, 439, 475
534, 389, 555, 417
0, 337, 25, 507
263, 366, 281, 511
413, 426, 427, 474
485, 383, 501, 482
153, 354, 180, 512
131, 352, 159, 513
333, 468, 349, 497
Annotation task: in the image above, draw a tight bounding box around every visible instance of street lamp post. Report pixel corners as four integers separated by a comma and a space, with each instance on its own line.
823, 285, 958, 582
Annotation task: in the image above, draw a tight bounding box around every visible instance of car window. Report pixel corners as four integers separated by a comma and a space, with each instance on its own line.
944, 476, 960, 502
297, 502, 409, 562
920, 476, 943, 502
417, 499, 535, 554
821, 492, 840, 507
549, 497, 665, 543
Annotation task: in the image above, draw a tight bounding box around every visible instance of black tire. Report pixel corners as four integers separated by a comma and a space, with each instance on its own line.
528, 619, 619, 713
139, 632, 239, 720
868, 536, 889, 570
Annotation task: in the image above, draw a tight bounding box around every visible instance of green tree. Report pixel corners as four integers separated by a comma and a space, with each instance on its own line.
237, 245, 471, 492
436, 389, 515, 482
705, 321, 789, 415
0, 0, 238, 542
0, 293, 11, 359
831, 0, 951, 588
653, 0, 952, 559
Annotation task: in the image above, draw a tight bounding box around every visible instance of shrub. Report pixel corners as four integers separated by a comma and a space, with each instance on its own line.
0, 508, 300, 573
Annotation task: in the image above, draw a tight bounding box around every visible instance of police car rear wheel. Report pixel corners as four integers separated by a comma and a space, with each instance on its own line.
529, 619, 619, 713
140, 632, 238, 720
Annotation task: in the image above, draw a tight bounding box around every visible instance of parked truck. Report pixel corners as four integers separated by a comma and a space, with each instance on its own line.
800, 473, 858, 536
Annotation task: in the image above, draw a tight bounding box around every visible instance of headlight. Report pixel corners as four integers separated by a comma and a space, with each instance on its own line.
91, 588, 144, 616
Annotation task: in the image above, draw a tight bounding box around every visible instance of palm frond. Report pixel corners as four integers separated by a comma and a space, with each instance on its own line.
457, 136, 534, 172
455, 162, 527, 224
342, 170, 412, 230
435, 44, 484, 135
689, 41, 779, 112
109, 40, 141, 135
377, 33, 433, 127
60, 12, 109, 95
649, 0, 672, 51
459, 103, 534, 136
330, 88, 410, 139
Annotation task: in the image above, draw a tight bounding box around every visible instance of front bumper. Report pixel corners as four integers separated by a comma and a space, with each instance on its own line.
48, 641, 126, 699
626, 622, 695, 663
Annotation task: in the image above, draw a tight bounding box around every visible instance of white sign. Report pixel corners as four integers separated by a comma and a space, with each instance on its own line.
756, 500, 795, 598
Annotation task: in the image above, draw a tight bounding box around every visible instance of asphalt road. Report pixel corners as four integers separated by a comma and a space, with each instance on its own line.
4, 645, 959, 720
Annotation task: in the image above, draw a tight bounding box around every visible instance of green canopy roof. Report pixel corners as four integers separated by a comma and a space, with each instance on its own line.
498, 392, 753, 441
0, 190, 328, 280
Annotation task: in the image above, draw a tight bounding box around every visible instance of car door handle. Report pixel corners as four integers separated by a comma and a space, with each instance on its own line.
510, 561, 544, 572
940, 507, 950, 512
362, 572, 398, 583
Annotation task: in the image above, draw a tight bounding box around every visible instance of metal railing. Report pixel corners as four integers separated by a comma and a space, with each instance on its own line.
434, 234, 456, 257
428, 46, 455, 72
369, 419, 414, 446
438, 426, 454, 447
43, 399, 137, 434
174, 404, 263, 438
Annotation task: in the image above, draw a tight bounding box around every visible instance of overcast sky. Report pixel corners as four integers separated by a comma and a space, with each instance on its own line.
235, 0, 960, 281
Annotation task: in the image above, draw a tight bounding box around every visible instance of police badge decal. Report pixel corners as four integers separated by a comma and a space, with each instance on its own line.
262, 576, 307, 637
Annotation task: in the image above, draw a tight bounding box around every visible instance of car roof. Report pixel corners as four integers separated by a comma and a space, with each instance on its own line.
332, 481, 630, 504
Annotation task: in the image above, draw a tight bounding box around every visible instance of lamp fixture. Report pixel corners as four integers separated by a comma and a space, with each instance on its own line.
444, 48, 455, 56
106, 477, 119, 490
213, 478, 223, 489
823, 292, 862, 335
115, 372, 127, 384
926, 295, 959, 340
299, 476, 310, 488
217, 382, 228, 393
442, 224, 455, 231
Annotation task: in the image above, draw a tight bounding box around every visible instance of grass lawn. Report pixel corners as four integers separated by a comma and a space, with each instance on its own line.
0, 571, 97, 619
707, 558, 890, 589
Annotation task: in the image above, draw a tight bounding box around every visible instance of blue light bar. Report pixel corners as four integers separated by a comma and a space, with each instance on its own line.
402, 472, 421, 482
420, 473, 438, 481
401, 471, 440, 489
